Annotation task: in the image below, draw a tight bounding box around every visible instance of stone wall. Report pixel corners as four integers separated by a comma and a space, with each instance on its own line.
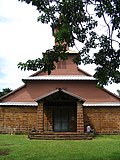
1, 105, 120, 134
84, 106, 120, 134
0, 106, 37, 134
44, 107, 53, 132
77, 102, 84, 133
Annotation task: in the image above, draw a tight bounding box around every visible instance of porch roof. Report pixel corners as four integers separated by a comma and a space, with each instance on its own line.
35, 88, 86, 103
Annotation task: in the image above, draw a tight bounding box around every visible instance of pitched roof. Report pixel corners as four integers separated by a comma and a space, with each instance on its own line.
0, 84, 26, 101
35, 88, 85, 102
29, 52, 92, 77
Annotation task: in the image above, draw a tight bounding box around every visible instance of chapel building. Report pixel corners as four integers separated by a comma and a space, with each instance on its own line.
0, 49, 120, 138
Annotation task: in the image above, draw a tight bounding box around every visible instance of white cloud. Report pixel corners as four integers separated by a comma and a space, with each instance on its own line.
0, 0, 119, 95
0, 0, 54, 90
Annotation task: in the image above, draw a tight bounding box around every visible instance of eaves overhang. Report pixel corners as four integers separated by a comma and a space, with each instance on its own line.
83, 102, 120, 107
0, 102, 38, 106
22, 75, 96, 82
1, 102, 119, 107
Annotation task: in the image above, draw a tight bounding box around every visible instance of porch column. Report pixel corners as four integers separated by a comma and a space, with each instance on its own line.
37, 102, 44, 132
44, 107, 53, 132
77, 101, 84, 133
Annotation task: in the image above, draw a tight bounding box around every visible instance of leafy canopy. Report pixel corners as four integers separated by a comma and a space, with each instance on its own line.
18, 0, 120, 86
0, 88, 12, 97
117, 89, 120, 96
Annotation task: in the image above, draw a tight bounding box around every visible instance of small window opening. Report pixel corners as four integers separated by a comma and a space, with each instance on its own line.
57, 60, 66, 69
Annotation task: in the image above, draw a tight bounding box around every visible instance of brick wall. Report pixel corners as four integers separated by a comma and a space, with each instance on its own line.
0, 106, 37, 134
1, 105, 120, 134
84, 106, 120, 134
44, 107, 53, 132
37, 102, 44, 132
77, 102, 84, 133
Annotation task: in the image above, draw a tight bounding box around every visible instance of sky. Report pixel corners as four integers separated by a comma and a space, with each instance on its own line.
0, 0, 119, 95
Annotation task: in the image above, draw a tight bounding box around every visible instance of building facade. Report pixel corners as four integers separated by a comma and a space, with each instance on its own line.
0, 51, 120, 135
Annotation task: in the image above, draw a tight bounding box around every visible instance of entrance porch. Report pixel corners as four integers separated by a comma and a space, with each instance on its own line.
44, 103, 77, 132
29, 89, 87, 139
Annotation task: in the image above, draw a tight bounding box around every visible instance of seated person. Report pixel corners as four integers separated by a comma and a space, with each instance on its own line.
86, 124, 94, 133
87, 124, 91, 133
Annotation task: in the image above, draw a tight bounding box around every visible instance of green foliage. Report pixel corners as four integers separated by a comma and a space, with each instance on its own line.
94, 36, 120, 86
18, 45, 68, 75
18, 0, 120, 86
0, 88, 12, 97
117, 89, 120, 96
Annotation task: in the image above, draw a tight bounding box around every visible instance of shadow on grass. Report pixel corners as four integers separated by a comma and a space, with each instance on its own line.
0, 149, 11, 156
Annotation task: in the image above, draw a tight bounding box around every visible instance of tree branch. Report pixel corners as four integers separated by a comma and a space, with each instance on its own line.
99, 1, 112, 48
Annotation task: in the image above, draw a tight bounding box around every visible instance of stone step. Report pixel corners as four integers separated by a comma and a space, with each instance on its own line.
29, 131, 93, 135
28, 134, 93, 140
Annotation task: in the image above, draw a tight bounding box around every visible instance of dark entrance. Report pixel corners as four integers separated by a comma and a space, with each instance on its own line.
53, 109, 69, 132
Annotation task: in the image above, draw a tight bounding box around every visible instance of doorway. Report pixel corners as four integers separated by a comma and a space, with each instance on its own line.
53, 109, 69, 132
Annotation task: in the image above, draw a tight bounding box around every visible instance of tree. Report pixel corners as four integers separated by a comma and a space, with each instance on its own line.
18, 0, 120, 86
117, 89, 120, 96
0, 88, 12, 97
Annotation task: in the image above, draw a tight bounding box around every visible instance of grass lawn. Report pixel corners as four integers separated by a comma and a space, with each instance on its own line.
0, 134, 120, 160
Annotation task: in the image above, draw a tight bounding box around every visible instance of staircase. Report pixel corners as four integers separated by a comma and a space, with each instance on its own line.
28, 132, 94, 140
